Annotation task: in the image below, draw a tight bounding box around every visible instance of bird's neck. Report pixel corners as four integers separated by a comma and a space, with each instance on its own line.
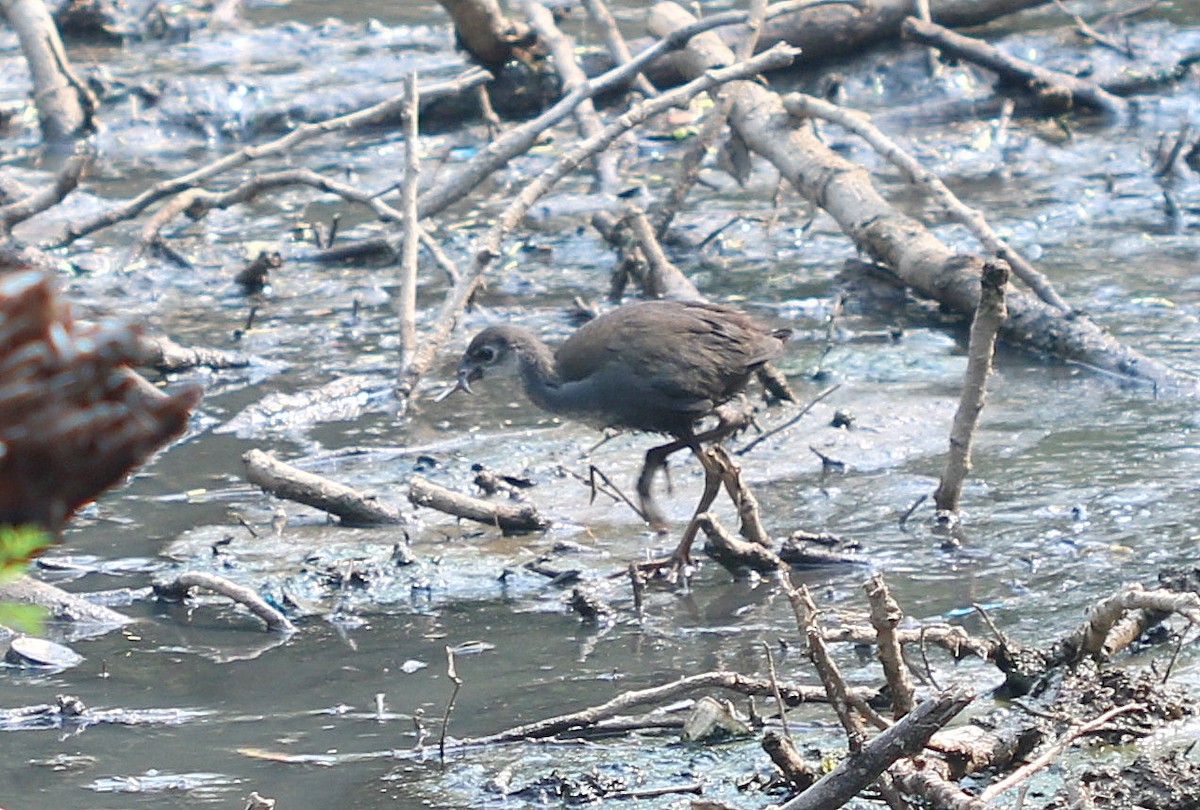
516, 341, 566, 412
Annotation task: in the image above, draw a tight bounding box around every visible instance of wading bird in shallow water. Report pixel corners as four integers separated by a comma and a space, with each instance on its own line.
454, 299, 791, 563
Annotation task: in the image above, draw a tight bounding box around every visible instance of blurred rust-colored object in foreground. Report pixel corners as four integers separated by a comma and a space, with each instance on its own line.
0, 271, 201, 533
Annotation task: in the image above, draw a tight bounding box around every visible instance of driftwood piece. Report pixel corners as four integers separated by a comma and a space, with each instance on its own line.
934, 260, 1008, 514
0, 151, 92, 236
902, 17, 1128, 118
454, 669, 876, 748
763, 729, 819, 790
0, 574, 130, 627
408, 474, 549, 534
140, 335, 250, 373
646, 2, 1191, 392
242, 449, 404, 527
1054, 585, 1200, 664
154, 570, 294, 633
696, 512, 784, 574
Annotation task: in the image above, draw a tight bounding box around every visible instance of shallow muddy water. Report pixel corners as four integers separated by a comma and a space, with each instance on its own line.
4, 1, 1200, 808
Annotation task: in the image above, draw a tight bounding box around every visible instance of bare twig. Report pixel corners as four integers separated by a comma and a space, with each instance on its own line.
438, 645, 463, 761
762, 640, 792, 741
933, 260, 1009, 513
581, 0, 657, 97
738, 383, 840, 455
1051, 0, 1135, 58
398, 72, 422, 381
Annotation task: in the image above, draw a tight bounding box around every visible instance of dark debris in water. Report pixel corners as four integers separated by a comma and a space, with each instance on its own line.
1043, 751, 1200, 810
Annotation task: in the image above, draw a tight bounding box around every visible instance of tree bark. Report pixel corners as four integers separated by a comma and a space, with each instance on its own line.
0, 0, 92, 143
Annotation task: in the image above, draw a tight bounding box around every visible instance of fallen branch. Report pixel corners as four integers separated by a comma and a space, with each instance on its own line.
902, 17, 1128, 119
56, 67, 491, 247
778, 683, 975, 810
408, 475, 550, 534
243, 449, 405, 526
1055, 584, 1200, 663
696, 512, 784, 574
154, 571, 295, 633
0, 150, 92, 234
865, 573, 916, 718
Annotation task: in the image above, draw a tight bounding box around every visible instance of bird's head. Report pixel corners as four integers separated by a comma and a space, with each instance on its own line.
454, 326, 527, 395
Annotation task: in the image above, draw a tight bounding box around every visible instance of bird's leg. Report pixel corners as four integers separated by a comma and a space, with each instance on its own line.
637, 438, 689, 531
637, 405, 748, 536
692, 400, 753, 445
672, 444, 725, 565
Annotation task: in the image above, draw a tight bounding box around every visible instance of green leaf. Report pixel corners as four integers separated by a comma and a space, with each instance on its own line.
0, 525, 53, 581
0, 602, 47, 634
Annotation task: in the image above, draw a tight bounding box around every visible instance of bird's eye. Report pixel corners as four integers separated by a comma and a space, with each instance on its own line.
476, 346, 496, 362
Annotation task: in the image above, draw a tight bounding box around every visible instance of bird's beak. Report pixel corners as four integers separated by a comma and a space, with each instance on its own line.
455, 365, 482, 395
437, 365, 482, 403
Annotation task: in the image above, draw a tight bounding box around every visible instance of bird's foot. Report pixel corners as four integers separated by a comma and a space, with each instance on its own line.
631, 552, 696, 587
